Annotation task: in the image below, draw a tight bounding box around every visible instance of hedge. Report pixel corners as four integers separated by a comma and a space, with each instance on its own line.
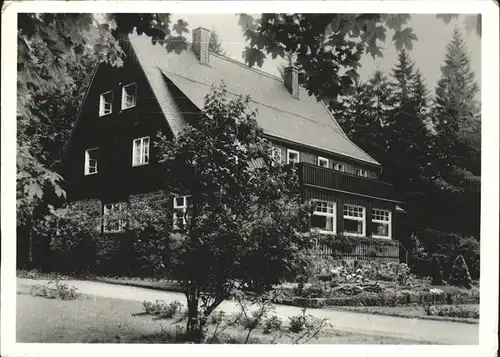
272, 289, 479, 308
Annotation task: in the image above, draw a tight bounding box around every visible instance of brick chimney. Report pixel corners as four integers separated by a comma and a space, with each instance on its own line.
284, 65, 299, 99
192, 27, 210, 64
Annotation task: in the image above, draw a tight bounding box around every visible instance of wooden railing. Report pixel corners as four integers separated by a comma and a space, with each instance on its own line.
299, 163, 399, 202
313, 240, 401, 263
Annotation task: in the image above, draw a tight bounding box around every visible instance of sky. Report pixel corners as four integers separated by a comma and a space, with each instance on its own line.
170, 14, 481, 97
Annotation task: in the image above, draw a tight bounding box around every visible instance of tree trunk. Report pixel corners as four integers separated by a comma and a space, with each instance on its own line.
186, 285, 203, 342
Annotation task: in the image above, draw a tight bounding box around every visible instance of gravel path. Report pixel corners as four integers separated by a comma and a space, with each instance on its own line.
17, 278, 478, 344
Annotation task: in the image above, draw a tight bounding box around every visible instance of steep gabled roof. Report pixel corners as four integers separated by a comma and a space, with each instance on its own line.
128, 34, 380, 166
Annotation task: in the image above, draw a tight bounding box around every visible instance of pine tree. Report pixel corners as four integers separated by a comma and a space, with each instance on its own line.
332, 70, 393, 164
448, 255, 473, 288
432, 28, 480, 180
429, 28, 481, 237
385, 50, 432, 193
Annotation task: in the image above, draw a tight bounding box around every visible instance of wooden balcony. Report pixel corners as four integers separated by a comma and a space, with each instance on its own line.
298, 163, 399, 202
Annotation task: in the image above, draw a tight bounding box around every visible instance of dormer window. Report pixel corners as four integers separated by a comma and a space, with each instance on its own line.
318, 156, 329, 168
287, 149, 300, 164
132, 137, 150, 166
334, 163, 345, 172
99, 91, 113, 117
356, 169, 368, 177
121, 83, 137, 110
84, 148, 98, 175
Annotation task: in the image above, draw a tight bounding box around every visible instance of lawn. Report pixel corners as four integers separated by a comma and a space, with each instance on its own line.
16, 292, 436, 344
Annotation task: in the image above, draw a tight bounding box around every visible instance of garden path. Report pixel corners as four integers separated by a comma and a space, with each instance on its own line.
17, 278, 478, 344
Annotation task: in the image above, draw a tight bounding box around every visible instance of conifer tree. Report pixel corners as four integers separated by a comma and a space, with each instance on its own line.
332, 70, 393, 165
385, 50, 432, 195
432, 28, 480, 187
429, 28, 481, 237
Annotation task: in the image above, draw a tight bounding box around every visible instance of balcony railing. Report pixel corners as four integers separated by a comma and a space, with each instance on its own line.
299, 163, 399, 202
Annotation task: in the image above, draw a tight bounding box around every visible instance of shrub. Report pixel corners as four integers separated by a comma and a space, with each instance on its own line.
448, 255, 473, 288
424, 304, 479, 319
288, 313, 307, 333
411, 229, 479, 280
430, 254, 444, 285
262, 315, 283, 334
142, 299, 184, 318
29, 280, 79, 300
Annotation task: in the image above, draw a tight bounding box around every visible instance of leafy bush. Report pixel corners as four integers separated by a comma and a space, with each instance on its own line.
411, 229, 479, 280
287, 308, 331, 343
262, 315, 283, 334
35, 200, 101, 275
288, 313, 307, 333
142, 299, 184, 318
448, 255, 473, 288
424, 304, 479, 319
29, 280, 79, 300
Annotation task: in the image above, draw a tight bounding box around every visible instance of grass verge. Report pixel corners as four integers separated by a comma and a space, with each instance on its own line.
17, 292, 437, 344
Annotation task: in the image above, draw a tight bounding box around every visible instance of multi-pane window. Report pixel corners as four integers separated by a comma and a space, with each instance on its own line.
311, 200, 336, 233
287, 149, 300, 164
372, 208, 391, 239
132, 137, 150, 166
334, 163, 345, 172
84, 148, 98, 175
317, 156, 329, 168
99, 91, 113, 116
173, 195, 191, 230
103, 202, 126, 233
356, 168, 368, 177
121, 83, 137, 110
343, 204, 365, 236
271, 146, 282, 166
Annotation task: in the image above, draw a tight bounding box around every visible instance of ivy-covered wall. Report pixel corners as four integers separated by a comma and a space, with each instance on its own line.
36, 191, 172, 277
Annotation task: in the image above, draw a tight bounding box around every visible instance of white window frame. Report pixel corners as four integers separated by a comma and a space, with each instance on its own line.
287, 149, 300, 164
271, 146, 282, 166
99, 91, 113, 117
121, 83, 137, 110
372, 208, 392, 239
334, 163, 345, 172
310, 199, 336, 234
343, 204, 366, 237
84, 148, 98, 175
317, 156, 329, 168
103, 202, 126, 233
173, 195, 191, 230
132, 136, 150, 166
356, 168, 368, 177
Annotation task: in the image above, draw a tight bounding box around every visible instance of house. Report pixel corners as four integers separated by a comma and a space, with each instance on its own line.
61, 28, 402, 267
